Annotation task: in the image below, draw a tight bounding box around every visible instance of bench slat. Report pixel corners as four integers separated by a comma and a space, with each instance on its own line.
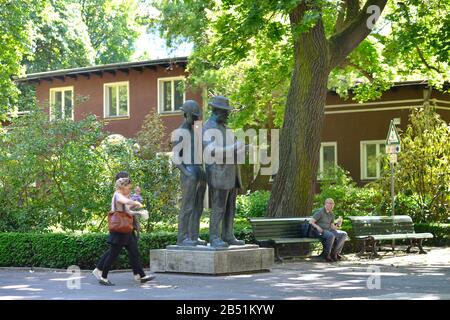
267, 238, 320, 243
249, 217, 316, 245
348, 215, 434, 245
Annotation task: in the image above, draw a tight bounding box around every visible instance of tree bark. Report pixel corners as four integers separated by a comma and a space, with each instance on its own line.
267, 4, 329, 217
267, 0, 387, 217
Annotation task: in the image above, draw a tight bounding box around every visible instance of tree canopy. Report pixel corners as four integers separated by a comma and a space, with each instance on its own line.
150, 0, 449, 128
0, 0, 144, 118
149, 0, 449, 216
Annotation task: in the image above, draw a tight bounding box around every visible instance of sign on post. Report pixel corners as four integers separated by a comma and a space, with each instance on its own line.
385, 144, 401, 154
389, 153, 397, 164
386, 120, 401, 147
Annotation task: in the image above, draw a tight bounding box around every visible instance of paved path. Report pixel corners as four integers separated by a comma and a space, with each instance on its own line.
1, 248, 449, 300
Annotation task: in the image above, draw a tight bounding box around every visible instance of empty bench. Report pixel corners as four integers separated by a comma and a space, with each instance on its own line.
248, 217, 320, 262
348, 215, 434, 257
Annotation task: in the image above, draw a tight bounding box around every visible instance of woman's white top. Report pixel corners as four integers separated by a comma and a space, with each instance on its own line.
111, 191, 148, 219
111, 192, 136, 215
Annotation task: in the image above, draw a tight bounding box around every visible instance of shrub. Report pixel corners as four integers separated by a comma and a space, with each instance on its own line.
236, 190, 270, 218
136, 111, 165, 160
375, 107, 450, 223
0, 108, 110, 232
414, 223, 450, 246
0, 108, 181, 233
0, 229, 254, 269
315, 167, 384, 217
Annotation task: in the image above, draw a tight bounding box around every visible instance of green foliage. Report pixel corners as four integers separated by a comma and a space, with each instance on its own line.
0, 108, 109, 232
1, 221, 448, 269
383, 0, 450, 86
23, 0, 142, 73
0, 232, 176, 269
149, 0, 450, 131
414, 223, 450, 246
136, 110, 165, 160
0, 228, 255, 269
374, 107, 450, 223
314, 167, 384, 218
77, 0, 141, 65
0, 108, 180, 233
23, 0, 96, 74
2, 0, 143, 117
0, 0, 35, 119
236, 190, 270, 218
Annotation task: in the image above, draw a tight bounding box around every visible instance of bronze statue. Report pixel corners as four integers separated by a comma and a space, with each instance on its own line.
173, 100, 207, 246
202, 96, 245, 248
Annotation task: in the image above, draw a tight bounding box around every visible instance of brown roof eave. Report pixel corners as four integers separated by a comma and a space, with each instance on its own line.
14, 56, 188, 83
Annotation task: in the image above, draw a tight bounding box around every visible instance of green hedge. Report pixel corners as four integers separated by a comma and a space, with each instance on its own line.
0, 222, 447, 269
414, 223, 450, 246
0, 229, 254, 269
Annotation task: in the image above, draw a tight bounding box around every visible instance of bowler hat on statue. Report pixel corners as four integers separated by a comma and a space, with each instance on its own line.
208, 96, 234, 111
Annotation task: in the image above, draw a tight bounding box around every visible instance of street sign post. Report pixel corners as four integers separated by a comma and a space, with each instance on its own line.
386, 119, 401, 215
386, 120, 401, 251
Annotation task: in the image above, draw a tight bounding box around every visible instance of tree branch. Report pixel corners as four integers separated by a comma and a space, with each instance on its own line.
328, 0, 387, 70
289, 1, 308, 29
397, 3, 444, 74
334, 1, 347, 33
340, 58, 375, 81
345, 0, 361, 24
416, 44, 443, 74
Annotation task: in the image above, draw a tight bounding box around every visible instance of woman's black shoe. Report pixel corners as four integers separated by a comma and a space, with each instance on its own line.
99, 278, 115, 286
139, 275, 155, 283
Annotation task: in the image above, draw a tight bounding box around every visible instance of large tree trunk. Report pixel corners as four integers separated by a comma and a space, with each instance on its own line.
267, 0, 387, 217
267, 5, 329, 217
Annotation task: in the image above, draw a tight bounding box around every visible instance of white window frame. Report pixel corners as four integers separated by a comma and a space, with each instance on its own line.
157, 76, 186, 114
360, 140, 385, 180
103, 81, 130, 119
318, 142, 338, 180
49, 86, 74, 120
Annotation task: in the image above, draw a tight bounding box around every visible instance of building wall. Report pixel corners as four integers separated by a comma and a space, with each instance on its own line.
35, 64, 203, 150
34, 73, 450, 188
321, 85, 450, 185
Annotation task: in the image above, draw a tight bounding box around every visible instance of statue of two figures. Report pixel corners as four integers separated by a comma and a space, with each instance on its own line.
173, 96, 246, 248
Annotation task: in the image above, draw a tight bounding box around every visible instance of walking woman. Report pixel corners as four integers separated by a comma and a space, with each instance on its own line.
94, 177, 154, 286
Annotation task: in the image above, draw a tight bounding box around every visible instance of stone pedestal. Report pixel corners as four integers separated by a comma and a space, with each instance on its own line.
150, 244, 274, 275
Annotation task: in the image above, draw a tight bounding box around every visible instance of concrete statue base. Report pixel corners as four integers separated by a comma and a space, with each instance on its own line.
150, 244, 274, 275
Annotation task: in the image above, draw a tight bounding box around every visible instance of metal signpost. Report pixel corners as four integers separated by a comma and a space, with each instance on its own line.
386, 120, 401, 250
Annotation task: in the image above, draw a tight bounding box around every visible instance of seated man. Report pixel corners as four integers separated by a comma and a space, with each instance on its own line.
309, 198, 347, 262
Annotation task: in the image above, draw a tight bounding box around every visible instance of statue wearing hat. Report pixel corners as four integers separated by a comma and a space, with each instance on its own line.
173, 100, 207, 246
202, 96, 246, 248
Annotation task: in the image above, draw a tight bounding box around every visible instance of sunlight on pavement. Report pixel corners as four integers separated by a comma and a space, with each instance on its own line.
1, 285, 30, 289
0, 295, 40, 300
287, 274, 322, 281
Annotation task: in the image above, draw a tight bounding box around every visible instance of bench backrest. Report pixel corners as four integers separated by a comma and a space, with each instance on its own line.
248, 217, 312, 241
348, 215, 415, 237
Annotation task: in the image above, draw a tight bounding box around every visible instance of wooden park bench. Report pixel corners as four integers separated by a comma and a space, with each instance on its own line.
348, 215, 434, 257
248, 217, 320, 262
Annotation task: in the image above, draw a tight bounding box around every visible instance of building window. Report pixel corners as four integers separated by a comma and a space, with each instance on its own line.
104, 82, 129, 118
318, 142, 337, 179
361, 140, 386, 180
158, 77, 185, 113
50, 87, 73, 120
